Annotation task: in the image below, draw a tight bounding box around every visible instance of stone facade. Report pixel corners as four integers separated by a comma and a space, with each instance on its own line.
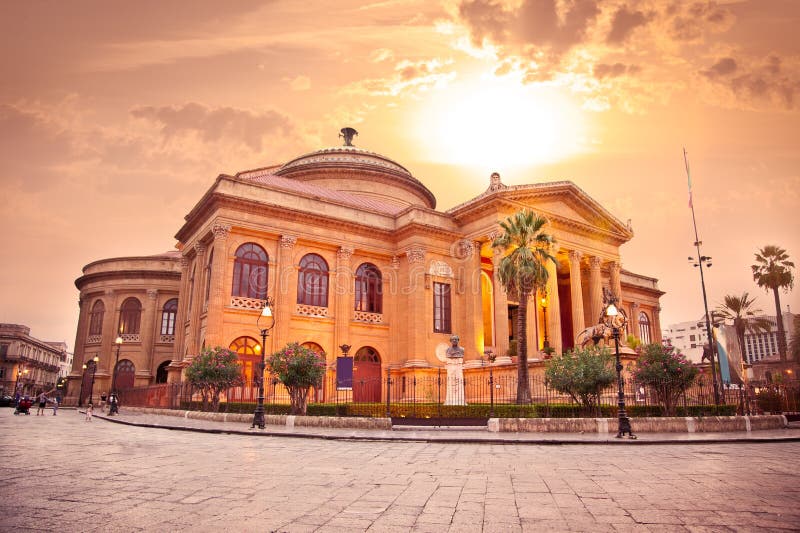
67, 134, 664, 403
0, 323, 65, 397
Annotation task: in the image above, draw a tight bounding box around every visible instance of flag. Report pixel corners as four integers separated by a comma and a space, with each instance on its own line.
683, 148, 692, 208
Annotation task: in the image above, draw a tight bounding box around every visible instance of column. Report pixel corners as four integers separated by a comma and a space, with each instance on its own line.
652, 305, 662, 343
273, 235, 297, 351
589, 256, 603, 326
406, 245, 426, 360
491, 245, 510, 358
141, 289, 159, 382
609, 261, 622, 301
204, 223, 231, 347
188, 243, 206, 355
334, 246, 354, 354
568, 251, 586, 341
174, 257, 190, 363
545, 254, 562, 354
459, 240, 482, 360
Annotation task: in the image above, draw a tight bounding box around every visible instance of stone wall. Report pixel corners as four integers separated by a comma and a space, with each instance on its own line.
488, 415, 787, 433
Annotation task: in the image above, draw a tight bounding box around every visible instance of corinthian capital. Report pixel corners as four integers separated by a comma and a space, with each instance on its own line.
212, 223, 231, 240
568, 250, 582, 263
589, 256, 602, 269
406, 245, 426, 264
280, 235, 298, 249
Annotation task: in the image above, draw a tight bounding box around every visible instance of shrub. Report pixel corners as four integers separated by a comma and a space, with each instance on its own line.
544, 347, 616, 414
184, 347, 244, 412
632, 341, 698, 416
266, 343, 326, 415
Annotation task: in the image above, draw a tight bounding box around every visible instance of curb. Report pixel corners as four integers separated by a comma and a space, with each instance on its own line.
92, 413, 800, 446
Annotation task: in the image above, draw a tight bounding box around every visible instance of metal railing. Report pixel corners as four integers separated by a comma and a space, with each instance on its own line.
112, 372, 800, 418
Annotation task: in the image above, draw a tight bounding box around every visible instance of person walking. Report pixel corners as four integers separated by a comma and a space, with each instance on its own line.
85, 403, 93, 422
51, 396, 59, 416
36, 391, 48, 416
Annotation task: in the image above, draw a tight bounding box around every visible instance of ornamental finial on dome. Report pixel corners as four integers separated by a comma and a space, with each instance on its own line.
340, 127, 358, 147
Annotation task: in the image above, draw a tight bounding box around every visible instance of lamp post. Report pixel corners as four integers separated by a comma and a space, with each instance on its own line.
252, 296, 275, 429
604, 300, 635, 439
14, 367, 28, 397
540, 294, 549, 349
112, 335, 123, 394
87, 356, 99, 406
689, 252, 721, 405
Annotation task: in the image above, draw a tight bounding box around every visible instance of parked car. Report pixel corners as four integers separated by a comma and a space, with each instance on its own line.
0, 395, 15, 407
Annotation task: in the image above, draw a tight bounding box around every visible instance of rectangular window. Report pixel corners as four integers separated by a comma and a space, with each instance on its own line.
690, 334, 696, 341
433, 282, 452, 334
0, 344, 7, 357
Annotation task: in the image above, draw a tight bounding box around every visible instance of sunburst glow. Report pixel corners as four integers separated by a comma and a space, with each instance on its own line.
417, 75, 589, 170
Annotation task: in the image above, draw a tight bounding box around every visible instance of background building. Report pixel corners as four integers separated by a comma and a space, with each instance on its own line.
66, 131, 664, 404
0, 323, 65, 397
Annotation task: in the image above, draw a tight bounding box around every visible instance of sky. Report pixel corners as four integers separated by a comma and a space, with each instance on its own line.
1, 0, 798, 350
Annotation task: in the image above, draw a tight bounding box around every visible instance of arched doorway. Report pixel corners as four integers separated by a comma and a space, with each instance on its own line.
301, 342, 326, 402
353, 346, 381, 403
156, 360, 171, 384
114, 359, 136, 390
229, 336, 261, 390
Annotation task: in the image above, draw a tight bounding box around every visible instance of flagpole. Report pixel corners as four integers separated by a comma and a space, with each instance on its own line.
684, 148, 721, 405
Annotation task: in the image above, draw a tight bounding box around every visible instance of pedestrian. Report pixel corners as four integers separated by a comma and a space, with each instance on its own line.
85, 403, 93, 422
36, 391, 48, 415
108, 392, 119, 416
52, 396, 59, 416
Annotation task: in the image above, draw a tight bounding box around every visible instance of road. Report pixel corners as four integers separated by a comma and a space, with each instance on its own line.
1, 408, 798, 532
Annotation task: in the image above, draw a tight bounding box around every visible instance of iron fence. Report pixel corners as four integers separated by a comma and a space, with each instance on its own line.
114, 371, 800, 418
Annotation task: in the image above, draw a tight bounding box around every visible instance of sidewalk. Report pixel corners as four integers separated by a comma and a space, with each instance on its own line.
90, 409, 800, 445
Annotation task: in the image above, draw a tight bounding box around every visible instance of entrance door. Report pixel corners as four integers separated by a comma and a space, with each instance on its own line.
115, 360, 136, 390
353, 347, 381, 403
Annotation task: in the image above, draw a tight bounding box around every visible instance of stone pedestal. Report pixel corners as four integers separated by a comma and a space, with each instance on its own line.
444, 358, 466, 406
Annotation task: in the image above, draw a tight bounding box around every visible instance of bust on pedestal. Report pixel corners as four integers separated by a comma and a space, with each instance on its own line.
444, 334, 466, 406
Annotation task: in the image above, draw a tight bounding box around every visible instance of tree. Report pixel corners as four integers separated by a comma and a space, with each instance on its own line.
492, 209, 556, 403
266, 342, 326, 415
715, 292, 773, 363
752, 245, 795, 361
185, 346, 244, 412
632, 341, 699, 416
544, 347, 616, 414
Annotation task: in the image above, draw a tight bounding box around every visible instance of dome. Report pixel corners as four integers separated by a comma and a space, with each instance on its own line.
273, 129, 436, 209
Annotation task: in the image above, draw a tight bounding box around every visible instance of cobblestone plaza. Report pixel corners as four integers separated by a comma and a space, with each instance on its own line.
1, 409, 798, 532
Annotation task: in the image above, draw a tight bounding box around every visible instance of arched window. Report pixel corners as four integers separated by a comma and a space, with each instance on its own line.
160, 299, 178, 335
297, 254, 329, 307
204, 248, 214, 305
355, 263, 382, 313
638, 311, 651, 344
119, 298, 142, 335
229, 336, 260, 386
88, 300, 105, 336
156, 360, 171, 383
232, 243, 268, 299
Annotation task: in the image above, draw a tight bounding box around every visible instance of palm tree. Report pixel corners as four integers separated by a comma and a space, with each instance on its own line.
752, 245, 795, 361
492, 209, 556, 403
714, 292, 773, 364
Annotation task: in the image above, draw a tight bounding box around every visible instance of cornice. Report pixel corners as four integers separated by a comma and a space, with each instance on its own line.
75, 270, 182, 291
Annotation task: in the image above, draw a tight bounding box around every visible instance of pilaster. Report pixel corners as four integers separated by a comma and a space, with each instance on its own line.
188, 243, 207, 355
334, 245, 354, 354
174, 257, 190, 363
204, 223, 230, 347
140, 289, 159, 380
274, 235, 297, 351
406, 245, 427, 360
490, 242, 510, 358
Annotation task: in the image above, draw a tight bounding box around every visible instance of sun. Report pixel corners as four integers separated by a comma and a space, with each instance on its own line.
416, 74, 589, 171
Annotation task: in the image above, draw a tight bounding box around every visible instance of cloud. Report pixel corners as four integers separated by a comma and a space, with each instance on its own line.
593, 62, 641, 79
667, 1, 734, 42
131, 103, 295, 151
343, 58, 456, 97
286, 75, 311, 91
700, 54, 800, 110
606, 5, 652, 44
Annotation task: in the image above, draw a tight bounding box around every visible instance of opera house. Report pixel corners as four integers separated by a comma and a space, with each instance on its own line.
67, 128, 663, 404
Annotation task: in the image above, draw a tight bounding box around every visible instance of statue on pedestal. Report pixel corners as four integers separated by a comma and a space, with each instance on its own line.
444, 334, 466, 406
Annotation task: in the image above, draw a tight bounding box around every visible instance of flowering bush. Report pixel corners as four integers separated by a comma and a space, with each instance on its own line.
632, 340, 698, 415
185, 346, 243, 412
266, 342, 326, 415
545, 347, 616, 413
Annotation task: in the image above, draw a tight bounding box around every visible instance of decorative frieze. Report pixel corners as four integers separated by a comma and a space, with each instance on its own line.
429, 260, 454, 278
296, 304, 328, 318
159, 334, 176, 344
280, 235, 298, 248
406, 246, 426, 264
354, 311, 383, 324
120, 333, 140, 342
86, 335, 102, 345
337, 246, 354, 260
147, 289, 158, 300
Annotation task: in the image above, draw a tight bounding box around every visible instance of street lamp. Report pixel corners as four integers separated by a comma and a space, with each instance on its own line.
252, 296, 275, 429
86, 356, 99, 406
540, 293, 549, 349
689, 252, 721, 406
112, 335, 123, 394
14, 367, 28, 396
604, 300, 635, 439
